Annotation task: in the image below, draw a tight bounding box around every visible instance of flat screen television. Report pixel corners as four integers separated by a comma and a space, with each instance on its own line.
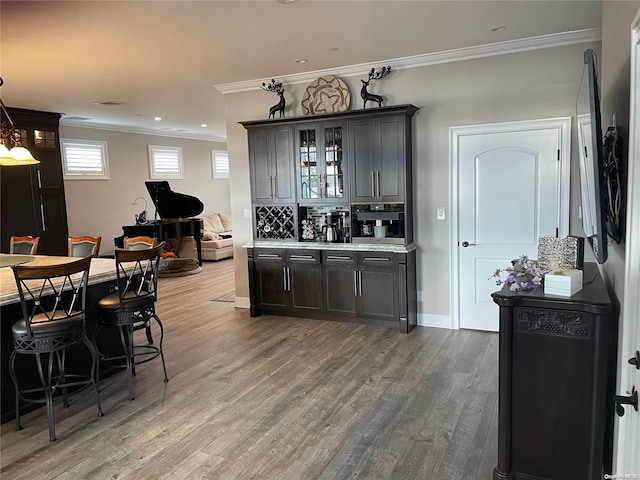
576, 49, 607, 263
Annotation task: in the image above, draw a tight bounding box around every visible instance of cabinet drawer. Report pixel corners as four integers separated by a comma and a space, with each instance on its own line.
254, 249, 285, 262
287, 249, 320, 264
322, 251, 356, 265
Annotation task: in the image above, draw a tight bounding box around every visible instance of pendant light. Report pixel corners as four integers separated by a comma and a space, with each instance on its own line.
0, 77, 39, 166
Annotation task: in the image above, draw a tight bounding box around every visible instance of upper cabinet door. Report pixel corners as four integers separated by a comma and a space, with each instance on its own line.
378, 115, 405, 202
296, 121, 346, 205
249, 126, 295, 204
348, 115, 405, 204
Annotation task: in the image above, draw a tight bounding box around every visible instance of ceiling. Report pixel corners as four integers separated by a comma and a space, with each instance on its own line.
0, 1, 602, 142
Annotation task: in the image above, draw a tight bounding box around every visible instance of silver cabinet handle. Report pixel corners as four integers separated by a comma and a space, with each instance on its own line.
40, 200, 46, 231
283, 266, 288, 291
371, 171, 375, 197
363, 257, 391, 262
274, 175, 278, 198
326, 255, 352, 261
353, 271, 358, 297
358, 270, 363, 296
290, 254, 315, 261
258, 253, 281, 259
286, 266, 290, 291
376, 171, 381, 197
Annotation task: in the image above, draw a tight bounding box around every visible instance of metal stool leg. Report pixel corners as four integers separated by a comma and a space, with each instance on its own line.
8, 350, 22, 432
34, 352, 57, 442
83, 338, 104, 418
153, 314, 169, 383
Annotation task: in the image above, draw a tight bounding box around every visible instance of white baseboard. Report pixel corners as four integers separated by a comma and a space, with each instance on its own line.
418, 313, 453, 329
235, 297, 250, 308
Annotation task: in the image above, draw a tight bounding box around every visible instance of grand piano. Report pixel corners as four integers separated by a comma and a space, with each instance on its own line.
114, 181, 205, 265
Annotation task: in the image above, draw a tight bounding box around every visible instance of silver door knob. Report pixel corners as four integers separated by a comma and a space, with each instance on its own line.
461, 241, 475, 247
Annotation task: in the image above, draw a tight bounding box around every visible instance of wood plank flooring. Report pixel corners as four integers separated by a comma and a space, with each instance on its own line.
0, 259, 498, 479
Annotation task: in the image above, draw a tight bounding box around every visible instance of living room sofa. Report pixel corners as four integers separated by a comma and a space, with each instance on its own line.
199, 213, 233, 261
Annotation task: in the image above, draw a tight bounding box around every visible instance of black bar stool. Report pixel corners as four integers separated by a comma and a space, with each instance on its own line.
94, 243, 168, 400
9, 256, 104, 442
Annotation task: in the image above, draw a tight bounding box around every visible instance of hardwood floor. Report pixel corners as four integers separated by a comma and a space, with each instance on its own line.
0, 259, 498, 479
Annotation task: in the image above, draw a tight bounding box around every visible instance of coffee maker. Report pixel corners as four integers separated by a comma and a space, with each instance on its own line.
332, 211, 350, 243
324, 211, 350, 243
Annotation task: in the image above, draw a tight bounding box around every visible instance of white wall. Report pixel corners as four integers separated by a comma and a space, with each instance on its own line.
60, 126, 229, 251
225, 42, 599, 312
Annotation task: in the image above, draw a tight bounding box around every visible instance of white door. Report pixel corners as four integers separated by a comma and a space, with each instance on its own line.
615, 8, 640, 475
452, 119, 570, 331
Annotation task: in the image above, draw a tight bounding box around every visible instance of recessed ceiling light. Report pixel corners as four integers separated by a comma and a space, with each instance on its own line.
295, 58, 308, 64
491, 26, 507, 32
277, 0, 297, 4
329, 47, 339, 52
154, 117, 162, 121
201, 124, 208, 128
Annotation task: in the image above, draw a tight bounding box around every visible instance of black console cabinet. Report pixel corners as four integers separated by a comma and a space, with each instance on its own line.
491, 263, 616, 480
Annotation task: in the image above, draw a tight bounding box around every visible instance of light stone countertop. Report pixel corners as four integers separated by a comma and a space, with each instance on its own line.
243, 241, 416, 254
1, 256, 121, 307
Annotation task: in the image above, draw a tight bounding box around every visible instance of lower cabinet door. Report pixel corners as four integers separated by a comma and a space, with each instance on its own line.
359, 267, 398, 322
324, 265, 358, 316
255, 262, 287, 312
288, 264, 323, 314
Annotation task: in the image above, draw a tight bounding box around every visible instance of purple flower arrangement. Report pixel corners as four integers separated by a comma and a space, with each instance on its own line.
490, 254, 546, 292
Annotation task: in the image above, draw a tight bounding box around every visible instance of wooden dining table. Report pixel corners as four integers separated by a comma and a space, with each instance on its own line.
0, 254, 126, 424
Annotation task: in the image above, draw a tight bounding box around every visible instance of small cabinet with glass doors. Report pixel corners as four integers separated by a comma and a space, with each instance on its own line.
296, 121, 346, 205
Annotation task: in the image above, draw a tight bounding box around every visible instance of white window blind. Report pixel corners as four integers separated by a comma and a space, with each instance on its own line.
148, 145, 183, 179
61, 139, 109, 179
212, 150, 229, 179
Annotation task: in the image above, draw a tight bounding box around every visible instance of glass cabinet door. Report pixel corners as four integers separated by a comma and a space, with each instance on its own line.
299, 128, 318, 200
324, 125, 344, 199
297, 122, 346, 204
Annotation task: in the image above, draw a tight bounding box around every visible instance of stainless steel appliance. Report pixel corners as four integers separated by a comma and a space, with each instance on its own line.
351, 204, 404, 244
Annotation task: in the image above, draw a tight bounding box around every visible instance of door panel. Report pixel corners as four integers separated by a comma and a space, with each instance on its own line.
249, 130, 272, 202
256, 262, 287, 310
273, 127, 294, 202
349, 120, 376, 201
289, 265, 323, 312
324, 266, 357, 316
475, 148, 540, 244
359, 269, 397, 321
458, 125, 565, 331
379, 116, 404, 201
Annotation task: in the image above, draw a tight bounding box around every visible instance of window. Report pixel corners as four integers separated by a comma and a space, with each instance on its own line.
212, 150, 229, 179
148, 145, 183, 179
61, 139, 109, 179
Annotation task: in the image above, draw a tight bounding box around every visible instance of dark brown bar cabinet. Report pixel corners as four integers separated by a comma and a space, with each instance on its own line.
491, 263, 617, 480
0, 108, 69, 255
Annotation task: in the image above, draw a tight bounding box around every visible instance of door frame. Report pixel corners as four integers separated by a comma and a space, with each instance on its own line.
614, 8, 640, 475
449, 117, 572, 330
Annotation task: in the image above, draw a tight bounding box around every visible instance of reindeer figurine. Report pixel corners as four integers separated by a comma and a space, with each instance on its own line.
360, 66, 391, 108
261, 79, 286, 118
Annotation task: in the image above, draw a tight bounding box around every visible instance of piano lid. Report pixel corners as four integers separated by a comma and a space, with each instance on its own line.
145, 181, 204, 219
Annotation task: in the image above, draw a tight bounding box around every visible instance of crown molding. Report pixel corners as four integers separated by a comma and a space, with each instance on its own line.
214, 28, 601, 94
59, 120, 227, 143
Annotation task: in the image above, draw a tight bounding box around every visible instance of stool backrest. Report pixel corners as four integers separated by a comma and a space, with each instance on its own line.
10, 236, 40, 255
69, 235, 102, 257
11, 256, 92, 338
114, 242, 164, 305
